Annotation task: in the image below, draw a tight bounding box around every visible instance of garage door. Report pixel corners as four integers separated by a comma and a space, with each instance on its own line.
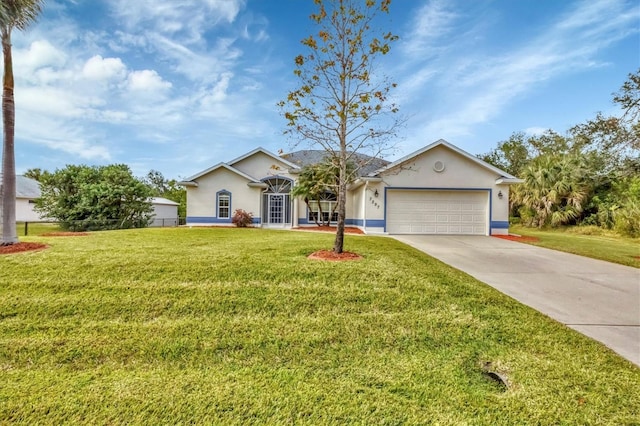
386, 190, 488, 235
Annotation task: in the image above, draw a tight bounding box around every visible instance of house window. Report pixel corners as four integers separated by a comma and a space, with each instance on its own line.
217, 191, 230, 219
307, 192, 338, 223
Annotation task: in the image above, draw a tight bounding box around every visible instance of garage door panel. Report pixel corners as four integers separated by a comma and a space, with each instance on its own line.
387, 190, 488, 235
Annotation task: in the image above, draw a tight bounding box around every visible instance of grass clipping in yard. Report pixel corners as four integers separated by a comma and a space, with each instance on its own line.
0, 228, 639, 424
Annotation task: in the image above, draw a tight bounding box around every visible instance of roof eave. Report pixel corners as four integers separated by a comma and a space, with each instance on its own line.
247, 182, 268, 188
496, 177, 524, 184
348, 176, 383, 190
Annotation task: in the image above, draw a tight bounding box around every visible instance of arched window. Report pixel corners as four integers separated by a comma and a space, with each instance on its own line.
217, 190, 231, 219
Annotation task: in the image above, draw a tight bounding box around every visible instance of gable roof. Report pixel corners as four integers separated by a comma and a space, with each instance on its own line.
0, 174, 42, 199
180, 162, 261, 184
282, 150, 390, 177
180, 147, 301, 185
229, 147, 300, 170
370, 139, 521, 181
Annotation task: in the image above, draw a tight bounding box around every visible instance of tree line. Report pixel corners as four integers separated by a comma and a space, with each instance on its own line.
479, 69, 639, 237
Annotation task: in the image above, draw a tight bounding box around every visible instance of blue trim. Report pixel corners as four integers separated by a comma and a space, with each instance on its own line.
345, 218, 385, 227
186, 216, 261, 225
216, 189, 231, 219
491, 221, 509, 229
298, 218, 310, 225
186, 216, 231, 224
384, 187, 493, 234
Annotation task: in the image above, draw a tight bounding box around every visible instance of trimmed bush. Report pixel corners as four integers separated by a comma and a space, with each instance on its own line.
232, 209, 254, 227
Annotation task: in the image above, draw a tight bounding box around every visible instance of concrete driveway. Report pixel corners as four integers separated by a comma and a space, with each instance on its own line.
392, 235, 640, 367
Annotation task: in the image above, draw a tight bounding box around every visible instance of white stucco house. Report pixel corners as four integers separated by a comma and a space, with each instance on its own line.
0, 175, 45, 222
179, 139, 522, 235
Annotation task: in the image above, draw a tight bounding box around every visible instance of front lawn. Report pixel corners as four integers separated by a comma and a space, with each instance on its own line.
510, 224, 640, 268
1, 228, 638, 424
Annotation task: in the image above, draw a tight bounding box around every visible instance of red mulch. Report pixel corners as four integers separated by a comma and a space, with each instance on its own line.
41, 232, 89, 237
493, 234, 540, 243
0, 242, 48, 255
293, 226, 365, 235
308, 249, 363, 261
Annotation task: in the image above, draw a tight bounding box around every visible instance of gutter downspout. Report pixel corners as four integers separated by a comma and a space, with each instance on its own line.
363, 181, 367, 231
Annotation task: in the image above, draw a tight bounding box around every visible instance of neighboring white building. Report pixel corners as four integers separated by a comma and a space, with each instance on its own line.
0, 174, 46, 222
150, 197, 180, 227
179, 139, 523, 236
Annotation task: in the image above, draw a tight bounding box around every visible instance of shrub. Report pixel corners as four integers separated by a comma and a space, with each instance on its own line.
232, 209, 254, 227
613, 200, 640, 238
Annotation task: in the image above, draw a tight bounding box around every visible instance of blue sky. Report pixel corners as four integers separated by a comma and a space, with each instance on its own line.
6, 0, 639, 179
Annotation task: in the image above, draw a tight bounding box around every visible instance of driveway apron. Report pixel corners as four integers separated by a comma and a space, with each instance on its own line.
392, 235, 640, 367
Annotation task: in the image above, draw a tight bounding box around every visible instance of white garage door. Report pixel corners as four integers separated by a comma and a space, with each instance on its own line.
387, 190, 488, 235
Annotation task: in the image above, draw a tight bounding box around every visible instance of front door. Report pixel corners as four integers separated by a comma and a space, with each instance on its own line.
261, 176, 293, 227
268, 194, 285, 224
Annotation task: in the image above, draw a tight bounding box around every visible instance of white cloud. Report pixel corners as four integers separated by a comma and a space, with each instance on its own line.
524, 127, 549, 136
126, 69, 172, 92
204, 72, 233, 104
14, 40, 67, 73
402, 0, 459, 56
16, 112, 111, 161
82, 55, 127, 81
110, 0, 245, 43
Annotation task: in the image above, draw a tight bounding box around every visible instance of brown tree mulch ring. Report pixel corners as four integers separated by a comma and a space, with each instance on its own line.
41, 232, 89, 237
308, 249, 363, 261
293, 226, 365, 235
493, 234, 540, 243
0, 242, 49, 255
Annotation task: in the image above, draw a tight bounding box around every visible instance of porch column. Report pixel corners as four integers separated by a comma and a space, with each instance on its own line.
292, 197, 298, 227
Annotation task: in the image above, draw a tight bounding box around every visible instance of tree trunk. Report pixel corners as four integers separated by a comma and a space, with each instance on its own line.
1, 28, 18, 245
305, 197, 320, 226
333, 137, 348, 253
333, 160, 347, 253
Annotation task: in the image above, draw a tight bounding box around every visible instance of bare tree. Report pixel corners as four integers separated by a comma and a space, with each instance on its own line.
279, 0, 401, 253
1, 0, 44, 245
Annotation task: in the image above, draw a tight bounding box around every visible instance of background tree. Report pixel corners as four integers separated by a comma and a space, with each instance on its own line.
1, 0, 44, 245
35, 164, 154, 231
482, 70, 639, 236
479, 132, 532, 177
279, 0, 401, 253
143, 169, 186, 218
23, 167, 47, 182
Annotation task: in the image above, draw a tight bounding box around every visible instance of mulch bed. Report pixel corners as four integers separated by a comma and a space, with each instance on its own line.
0, 242, 48, 255
307, 249, 363, 261
493, 234, 540, 243
293, 226, 365, 235
41, 232, 89, 237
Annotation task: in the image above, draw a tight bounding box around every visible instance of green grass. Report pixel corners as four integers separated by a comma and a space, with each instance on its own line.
1, 228, 639, 424
16, 222, 61, 237
511, 224, 640, 268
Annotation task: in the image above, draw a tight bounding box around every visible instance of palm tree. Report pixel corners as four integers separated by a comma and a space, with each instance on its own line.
1, 0, 43, 245
512, 154, 592, 227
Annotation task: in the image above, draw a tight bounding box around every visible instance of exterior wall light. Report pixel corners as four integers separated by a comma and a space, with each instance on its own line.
374, 189, 379, 197
498, 190, 503, 199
